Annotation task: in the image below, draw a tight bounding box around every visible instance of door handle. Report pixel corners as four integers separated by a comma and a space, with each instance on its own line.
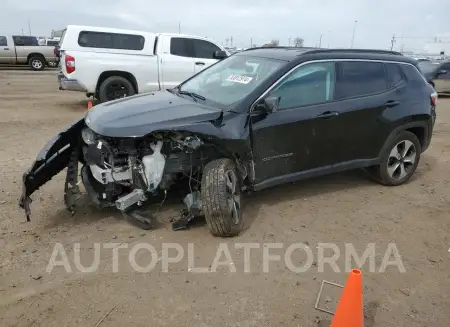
384, 100, 400, 108
3, 48, 9, 50
195, 62, 205, 65
318, 111, 339, 119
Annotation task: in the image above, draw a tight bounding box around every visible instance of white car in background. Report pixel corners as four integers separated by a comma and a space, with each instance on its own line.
58, 25, 228, 102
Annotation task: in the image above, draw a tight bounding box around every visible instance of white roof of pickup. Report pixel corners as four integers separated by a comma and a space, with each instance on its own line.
65, 25, 211, 40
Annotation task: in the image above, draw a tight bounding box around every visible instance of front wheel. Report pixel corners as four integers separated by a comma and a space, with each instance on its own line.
201, 158, 244, 237
98, 76, 135, 103
367, 131, 421, 186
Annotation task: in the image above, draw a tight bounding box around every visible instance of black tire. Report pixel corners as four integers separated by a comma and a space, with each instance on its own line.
98, 76, 135, 103
368, 131, 421, 186
201, 158, 244, 237
29, 56, 45, 71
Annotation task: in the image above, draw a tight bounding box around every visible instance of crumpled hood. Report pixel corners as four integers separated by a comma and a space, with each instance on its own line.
85, 91, 223, 137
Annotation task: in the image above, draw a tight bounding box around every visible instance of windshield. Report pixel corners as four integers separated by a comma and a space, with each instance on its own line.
179, 55, 284, 108
418, 61, 440, 74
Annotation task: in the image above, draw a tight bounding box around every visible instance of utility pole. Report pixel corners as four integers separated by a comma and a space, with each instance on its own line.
319, 34, 323, 48
21, 29, 24, 36
390, 34, 396, 51
250, 38, 252, 48
28, 19, 32, 36
230, 36, 233, 47
351, 20, 357, 48
178, 22, 181, 34
288, 36, 291, 46
400, 34, 404, 53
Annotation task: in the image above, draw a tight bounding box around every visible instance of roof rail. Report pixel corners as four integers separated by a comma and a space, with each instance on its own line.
305, 48, 403, 56
242, 47, 403, 56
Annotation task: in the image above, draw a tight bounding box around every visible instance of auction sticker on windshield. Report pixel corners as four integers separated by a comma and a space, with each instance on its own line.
226, 75, 253, 84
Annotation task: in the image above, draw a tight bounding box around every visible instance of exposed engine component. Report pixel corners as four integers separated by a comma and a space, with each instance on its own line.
142, 141, 166, 191
115, 188, 147, 211
89, 164, 132, 184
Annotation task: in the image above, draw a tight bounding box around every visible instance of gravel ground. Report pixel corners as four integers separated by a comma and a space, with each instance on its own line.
0, 70, 449, 327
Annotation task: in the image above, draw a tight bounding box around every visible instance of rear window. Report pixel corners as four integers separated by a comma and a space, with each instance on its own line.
336, 61, 388, 99
13, 36, 39, 46
78, 31, 145, 50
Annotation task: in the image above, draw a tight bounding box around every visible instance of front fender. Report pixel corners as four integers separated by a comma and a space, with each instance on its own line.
19, 118, 85, 220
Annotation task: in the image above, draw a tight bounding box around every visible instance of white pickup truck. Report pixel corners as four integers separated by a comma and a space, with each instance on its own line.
58, 25, 228, 102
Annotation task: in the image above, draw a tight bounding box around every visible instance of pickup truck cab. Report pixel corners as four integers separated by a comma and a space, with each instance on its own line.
0, 35, 58, 70
58, 25, 228, 102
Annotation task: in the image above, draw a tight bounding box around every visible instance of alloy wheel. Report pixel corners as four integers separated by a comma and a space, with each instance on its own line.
225, 170, 241, 224
387, 140, 417, 180
32, 59, 43, 69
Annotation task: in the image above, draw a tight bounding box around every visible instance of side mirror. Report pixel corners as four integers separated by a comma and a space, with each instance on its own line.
213, 50, 228, 60
254, 96, 280, 114
438, 69, 447, 75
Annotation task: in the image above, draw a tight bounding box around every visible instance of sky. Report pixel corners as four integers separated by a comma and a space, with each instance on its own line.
2, 0, 450, 53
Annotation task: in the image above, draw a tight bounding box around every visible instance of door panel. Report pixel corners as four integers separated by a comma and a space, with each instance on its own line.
0, 36, 13, 64
251, 102, 342, 183
334, 61, 393, 162
161, 37, 195, 89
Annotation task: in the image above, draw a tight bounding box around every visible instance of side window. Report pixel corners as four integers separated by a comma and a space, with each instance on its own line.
78, 31, 145, 50
170, 38, 192, 57
13, 36, 24, 46
268, 62, 336, 110
336, 61, 388, 100
385, 63, 404, 87
192, 39, 221, 59
0, 36, 7, 46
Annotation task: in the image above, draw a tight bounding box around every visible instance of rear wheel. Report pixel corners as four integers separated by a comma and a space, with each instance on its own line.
29, 56, 45, 71
367, 131, 421, 186
98, 76, 135, 103
201, 158, 244, 237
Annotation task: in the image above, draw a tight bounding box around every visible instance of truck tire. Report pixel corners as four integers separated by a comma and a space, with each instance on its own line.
29, 56, 45, 71
98, 76, 135, 103
201, 158, 244, 237
367, 131, 421, 186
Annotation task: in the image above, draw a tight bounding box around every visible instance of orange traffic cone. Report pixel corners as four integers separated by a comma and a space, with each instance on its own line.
87, 100, 93, 110
330, 269, 364, 327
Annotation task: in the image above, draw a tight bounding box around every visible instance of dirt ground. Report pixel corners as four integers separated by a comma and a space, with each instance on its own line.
0, 69, 449, 327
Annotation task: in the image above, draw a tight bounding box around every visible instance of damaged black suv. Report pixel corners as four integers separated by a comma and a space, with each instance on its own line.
20, 47, 437, 237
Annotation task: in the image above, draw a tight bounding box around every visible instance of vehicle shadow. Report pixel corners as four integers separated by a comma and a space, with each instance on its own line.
241, 169, 375, 232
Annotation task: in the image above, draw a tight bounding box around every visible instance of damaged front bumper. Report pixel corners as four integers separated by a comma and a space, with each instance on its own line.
19, 119, 85, 221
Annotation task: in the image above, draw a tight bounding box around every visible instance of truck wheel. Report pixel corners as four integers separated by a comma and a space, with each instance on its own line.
29, 56, 45, 71
98, 76, 135, 103
201, 158, 244, 237
367, 131, 421, 186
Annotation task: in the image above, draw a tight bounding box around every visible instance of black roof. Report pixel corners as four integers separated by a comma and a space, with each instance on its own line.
236, 47, 416, 65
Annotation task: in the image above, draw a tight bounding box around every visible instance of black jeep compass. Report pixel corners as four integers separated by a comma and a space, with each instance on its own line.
20, 47, 437, 237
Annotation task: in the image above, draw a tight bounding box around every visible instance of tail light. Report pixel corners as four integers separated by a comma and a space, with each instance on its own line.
65, 55, 75, 74
431, 91, 438, 106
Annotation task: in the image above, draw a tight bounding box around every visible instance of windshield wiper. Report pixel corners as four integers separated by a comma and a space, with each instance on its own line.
178, 90, 206, 102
